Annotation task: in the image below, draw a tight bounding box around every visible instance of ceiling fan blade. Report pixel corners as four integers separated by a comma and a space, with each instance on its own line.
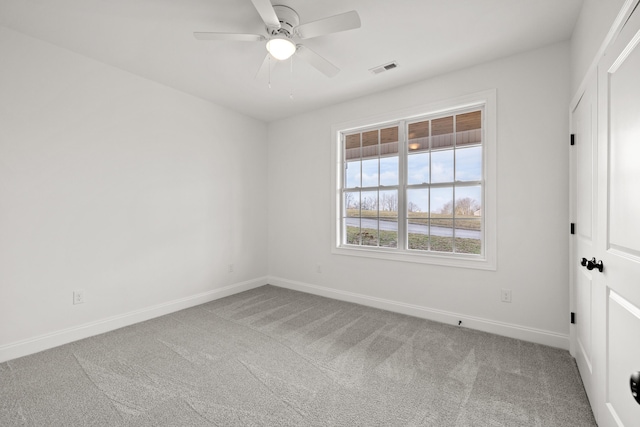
194, 32, 265, 42
296, 10, 361, 39
250, 0, 281, 31
255, 53, 279, 79
295, 45, 339, 78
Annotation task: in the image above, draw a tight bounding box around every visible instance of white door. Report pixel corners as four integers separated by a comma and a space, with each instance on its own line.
571, 73, 602, 417
594, 4, 640, 426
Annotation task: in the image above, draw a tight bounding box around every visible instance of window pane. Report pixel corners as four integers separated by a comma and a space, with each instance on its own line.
407, 189, 429, 218
345, 220, 361, 245
454, 219, 481, 254
408, 120, 429, 151
431, 219, 454, 252
345, 160, 360, 188
345, 133, 361, 160
431, 187, 453, 215
361, 158, 379, 187
454, 186, 482, 216
407, 188, 429, 250
408, 230, 429, 250
344, 190, 361, 245
453, 186, 481, 254
379, 189, 398, 248
407, 152, 430, 185
456, 111, 482, 146
431, 150, 454, 183
361, 219, 379, 246
380, 156, 398, 186
360, 190, 378, 217
408, 120, 429, 139
380, 126, 399, 155
359, 190, 378, 246
380, 219, 398, 248
432, 116, 454, 149
344, 192, 360, 217
379, 190, 398, 215
362, 130, 378, 159
455, 146, 482, 182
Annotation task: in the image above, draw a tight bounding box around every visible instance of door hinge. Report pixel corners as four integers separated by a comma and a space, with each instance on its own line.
571, 223, 575, 234
570, 134, 575, 146
571, 312, 576, 324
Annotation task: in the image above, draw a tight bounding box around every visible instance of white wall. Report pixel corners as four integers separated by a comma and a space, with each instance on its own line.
267, 42, 571, 348
0, 26, 268, 361
570, 0, 627, 95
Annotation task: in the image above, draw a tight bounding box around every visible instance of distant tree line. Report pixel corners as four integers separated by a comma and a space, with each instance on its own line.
440, 197, 480, 216
345, 192, 397, 212
345, 193, 480, 215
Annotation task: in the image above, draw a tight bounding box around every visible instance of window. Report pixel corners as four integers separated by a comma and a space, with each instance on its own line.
344, 125, 400, 248
331, 91, 496, 270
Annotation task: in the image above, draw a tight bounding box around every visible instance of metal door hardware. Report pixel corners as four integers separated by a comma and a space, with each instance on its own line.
580, 257, 604, 272
631, 371, 640, 405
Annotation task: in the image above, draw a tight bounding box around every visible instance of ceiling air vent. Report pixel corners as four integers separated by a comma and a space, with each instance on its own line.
369, 61, 399, 75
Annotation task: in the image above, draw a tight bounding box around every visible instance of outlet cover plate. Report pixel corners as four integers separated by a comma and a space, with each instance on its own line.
501, 289, 512, 303
73, 290, 85, 305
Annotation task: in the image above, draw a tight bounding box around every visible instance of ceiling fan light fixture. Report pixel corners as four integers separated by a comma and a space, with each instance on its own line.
266, 37, 296, 60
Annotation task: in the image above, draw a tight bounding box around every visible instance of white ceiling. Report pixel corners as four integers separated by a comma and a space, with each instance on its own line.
0, 0, 583, 122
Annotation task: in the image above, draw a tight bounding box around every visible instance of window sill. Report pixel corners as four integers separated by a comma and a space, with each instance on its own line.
332, 245, 496, 270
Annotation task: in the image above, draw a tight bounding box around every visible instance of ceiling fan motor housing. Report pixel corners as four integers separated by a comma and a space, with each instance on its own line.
270, 5, 300, 37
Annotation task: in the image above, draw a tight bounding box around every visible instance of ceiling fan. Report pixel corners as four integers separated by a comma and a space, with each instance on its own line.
194, 0, 361, 78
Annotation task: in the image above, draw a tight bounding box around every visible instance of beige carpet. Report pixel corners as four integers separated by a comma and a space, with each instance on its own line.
0, 285, 595, 426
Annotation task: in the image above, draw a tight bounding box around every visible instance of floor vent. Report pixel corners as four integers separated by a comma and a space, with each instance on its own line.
369, 61, 399, 74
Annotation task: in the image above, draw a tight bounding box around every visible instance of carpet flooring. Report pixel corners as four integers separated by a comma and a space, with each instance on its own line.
0, 285, 596, 426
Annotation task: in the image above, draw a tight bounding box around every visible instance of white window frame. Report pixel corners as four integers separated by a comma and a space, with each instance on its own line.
330, 90, 497, 270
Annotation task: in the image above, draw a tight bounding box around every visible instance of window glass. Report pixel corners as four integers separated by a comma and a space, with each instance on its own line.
455, 147, 482, 182
407, 152, 429, 185
431, 150, 454, 183
432, 116, 454, 149
380, 157, 399, 186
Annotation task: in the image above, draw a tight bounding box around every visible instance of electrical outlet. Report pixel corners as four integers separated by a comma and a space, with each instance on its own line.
228, 264, 234, 273
501, 289, 512, 303
316, 264, 322, 273
73, 290, 84, 305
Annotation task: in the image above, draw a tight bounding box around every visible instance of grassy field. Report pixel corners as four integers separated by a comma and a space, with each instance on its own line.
346, 209, 481, 231
346, 227, 481, 254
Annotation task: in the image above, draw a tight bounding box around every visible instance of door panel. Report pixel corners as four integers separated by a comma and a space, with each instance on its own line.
596, 5, 640, 425
572, 74, 599, 411
607, 291, 640, 427
608, 26, 640, 258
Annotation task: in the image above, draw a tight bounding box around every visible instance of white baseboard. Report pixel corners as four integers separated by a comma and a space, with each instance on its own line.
0, 277, 267, 363
268, 276, 569, 350
1, 276, 569, 363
